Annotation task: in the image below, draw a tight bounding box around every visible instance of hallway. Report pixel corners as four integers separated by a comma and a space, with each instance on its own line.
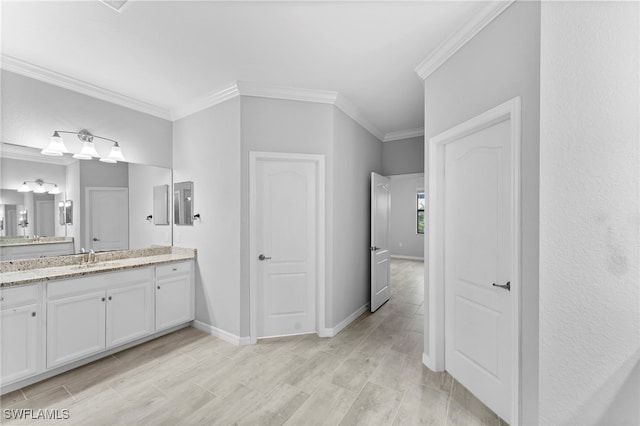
1, 259, 500, 425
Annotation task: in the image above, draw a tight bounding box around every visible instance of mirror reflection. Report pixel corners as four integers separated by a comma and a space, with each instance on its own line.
174, 181, 194, 226
0, 143, 173, 259
153, 184, 169, 225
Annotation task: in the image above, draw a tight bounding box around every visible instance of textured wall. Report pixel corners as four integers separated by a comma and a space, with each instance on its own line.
539, 2, 640, 424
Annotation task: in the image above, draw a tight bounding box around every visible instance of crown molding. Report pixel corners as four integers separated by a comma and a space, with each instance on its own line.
415, 0, 514, 80
1, 56, 390, 141
237, 81, 338, 105
333, 94, 385, 141
172, 81, 385, 141
170, 82, 240, 121
383, 127, 424, 142
1, 55, 172, 120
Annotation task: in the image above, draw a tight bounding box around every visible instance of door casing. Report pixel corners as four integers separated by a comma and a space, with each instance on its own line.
426, 97, 522, 424
249, 151, 326, 344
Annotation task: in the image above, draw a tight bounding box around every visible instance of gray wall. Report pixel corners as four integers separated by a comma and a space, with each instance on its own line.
1, 71, 173, 168
382, 136, 424, 176
539, 2, 639, 424
332, 107, 383, 326
423, 2, 540, 424
239, 96, 334, 336
389, 173, 424, 259
173, 98, 242, 336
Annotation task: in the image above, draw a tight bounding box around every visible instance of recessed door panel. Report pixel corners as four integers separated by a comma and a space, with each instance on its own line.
257, 158, 317, 338
444, 119, 512, 422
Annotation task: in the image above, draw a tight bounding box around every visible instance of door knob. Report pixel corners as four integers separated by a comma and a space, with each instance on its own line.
258, 254, 272, 261
370, 246, 380, 251
93, 237, 100, 241
492, 281, 511, 291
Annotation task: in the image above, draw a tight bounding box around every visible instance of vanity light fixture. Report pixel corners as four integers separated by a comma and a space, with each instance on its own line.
42, 129, 126, 163
17, 179, 61, 195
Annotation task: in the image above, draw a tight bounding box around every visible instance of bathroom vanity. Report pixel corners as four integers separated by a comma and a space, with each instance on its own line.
0, 246, 196, 394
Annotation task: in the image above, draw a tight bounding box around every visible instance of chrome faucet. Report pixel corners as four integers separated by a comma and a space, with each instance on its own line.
88, 249, 96, 264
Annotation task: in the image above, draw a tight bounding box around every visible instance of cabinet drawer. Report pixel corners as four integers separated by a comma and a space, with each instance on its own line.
0, 284, 40, 309
156, 261, 192, 279
48, 268, 153, 300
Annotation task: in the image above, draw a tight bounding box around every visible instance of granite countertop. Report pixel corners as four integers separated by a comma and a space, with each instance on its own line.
0, 247, 197, 288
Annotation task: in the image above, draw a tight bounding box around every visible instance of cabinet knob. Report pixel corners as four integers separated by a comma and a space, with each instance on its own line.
108, 296, 112, 301
31, 312, 36, 317
157, 286, 160, 290
172, 267, 178, 271
0, 296, 4, 301
101, 297, 105, 302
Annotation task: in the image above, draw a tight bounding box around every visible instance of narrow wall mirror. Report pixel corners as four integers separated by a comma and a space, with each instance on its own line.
58, 200, 73, 225
153, 184, 169, 225
174, 181, 194, 226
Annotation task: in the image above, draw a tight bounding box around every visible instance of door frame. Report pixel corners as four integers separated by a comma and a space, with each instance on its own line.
249, 151, 326, 344
426, 97, 522, 423
84, 187, 129, 250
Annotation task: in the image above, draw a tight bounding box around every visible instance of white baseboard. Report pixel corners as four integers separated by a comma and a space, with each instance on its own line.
391, 255, 424, 261
192, 320, 250, 346
422, 352, 435, 370
323, 303, 369, 337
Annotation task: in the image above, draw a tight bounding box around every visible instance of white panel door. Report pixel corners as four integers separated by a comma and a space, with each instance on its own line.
256, 158, 317, 338
35, 200, 55, 237
47, 291, 106, 368
1, 304, 40, 384
444, 119, 512, 422
87, 188, 128, 251
106, 282, 154, 348
370, 172, 391, 312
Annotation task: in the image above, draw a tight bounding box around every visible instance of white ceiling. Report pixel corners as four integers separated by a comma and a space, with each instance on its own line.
1, 1, 491, 139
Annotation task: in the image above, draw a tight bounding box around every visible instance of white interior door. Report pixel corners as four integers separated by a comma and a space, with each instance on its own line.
7, 209, 18, 237
86, 188, 128, 251
255, 157, 317, 338
35, 200, 55, 237
370, 172, 391, 312
444, 119, 512, 422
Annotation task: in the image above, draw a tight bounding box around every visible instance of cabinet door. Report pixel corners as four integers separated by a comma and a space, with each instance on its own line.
1, 304, 40, 384
106, 282, 154, 348
156, 273, 193, 331
47, 291, 106, 369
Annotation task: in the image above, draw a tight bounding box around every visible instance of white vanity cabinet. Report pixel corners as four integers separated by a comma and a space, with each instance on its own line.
0, 284, 44, 385
155, 261, 194, 331
46, 268, 154, 369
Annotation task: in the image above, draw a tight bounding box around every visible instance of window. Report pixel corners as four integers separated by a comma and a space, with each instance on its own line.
417, 190, 425, 234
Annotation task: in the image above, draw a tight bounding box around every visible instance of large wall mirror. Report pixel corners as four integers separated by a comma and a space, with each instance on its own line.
0, 143, 173, 258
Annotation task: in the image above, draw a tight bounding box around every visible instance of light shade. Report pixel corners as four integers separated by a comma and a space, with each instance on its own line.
41, 132, 68, 156
34, 183, 46, 194
73, 141, 99, 160
17, 182, 31, 192
100, 142, 126, 163
48, 185, 61, 195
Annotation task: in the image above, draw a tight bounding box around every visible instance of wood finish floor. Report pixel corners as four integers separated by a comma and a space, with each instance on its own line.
1, 259, 501, 425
